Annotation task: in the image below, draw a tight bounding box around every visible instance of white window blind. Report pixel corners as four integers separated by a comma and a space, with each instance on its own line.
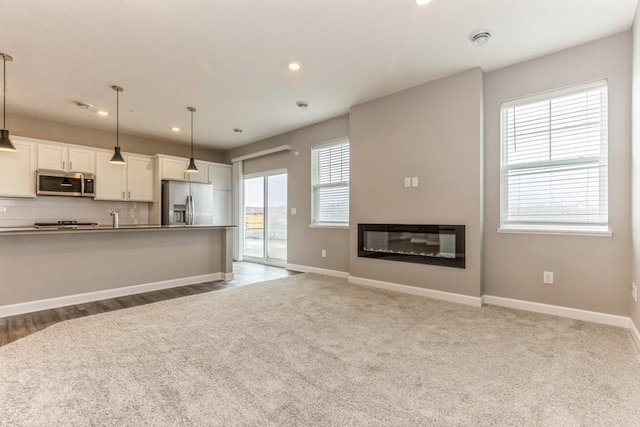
312, 139, 350, 225
500, 80, 608, 231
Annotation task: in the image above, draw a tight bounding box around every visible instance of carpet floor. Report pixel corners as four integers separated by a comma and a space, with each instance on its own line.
1, 273, 639, 426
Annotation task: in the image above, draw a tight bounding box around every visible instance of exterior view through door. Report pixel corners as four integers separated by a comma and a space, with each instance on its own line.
243, 171, 287, 264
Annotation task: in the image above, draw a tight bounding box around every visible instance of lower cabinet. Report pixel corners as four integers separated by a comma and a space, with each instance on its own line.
95, 151, 154, 202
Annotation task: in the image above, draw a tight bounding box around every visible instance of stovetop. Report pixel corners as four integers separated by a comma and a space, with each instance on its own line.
34, 221, 99, 229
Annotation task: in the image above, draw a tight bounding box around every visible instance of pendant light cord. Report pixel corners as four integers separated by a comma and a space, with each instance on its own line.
190, 109, 194, 157
3, 57, 6, 129
116, 88, 119, 149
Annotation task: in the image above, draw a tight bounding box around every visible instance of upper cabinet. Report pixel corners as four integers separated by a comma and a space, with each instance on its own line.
158, 155, 209, 183
210, 164, 232, 190
0, 138, 37, 198
37, 143, 95, 173
95, 151, 154, 202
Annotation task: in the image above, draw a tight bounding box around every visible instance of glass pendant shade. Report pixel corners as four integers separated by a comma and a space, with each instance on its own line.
109, 85, 125, 165
186, 157, 198, 173
110, 146, 126, 164
0, 53, 16, 152
185, 106, 198, 173
0, 129, 15, 152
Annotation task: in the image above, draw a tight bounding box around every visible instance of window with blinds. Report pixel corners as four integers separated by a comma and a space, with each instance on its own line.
311, 139, 350, 225
500, 80, 608, 232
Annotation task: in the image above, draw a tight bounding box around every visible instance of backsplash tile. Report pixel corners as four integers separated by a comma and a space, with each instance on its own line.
0, 197, 149, 227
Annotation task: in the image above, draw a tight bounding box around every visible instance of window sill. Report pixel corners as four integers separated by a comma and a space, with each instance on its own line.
309, 223, 350, 230
497, 227, 612, 237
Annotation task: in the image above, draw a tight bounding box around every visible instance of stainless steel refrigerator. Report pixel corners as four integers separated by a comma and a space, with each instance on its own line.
162, 180, 214, 225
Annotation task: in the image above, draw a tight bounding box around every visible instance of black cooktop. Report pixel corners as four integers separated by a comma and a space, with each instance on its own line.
34, 221, 98, 228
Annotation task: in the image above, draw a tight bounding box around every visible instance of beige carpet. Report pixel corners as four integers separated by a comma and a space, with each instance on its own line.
1, 273, 639, 426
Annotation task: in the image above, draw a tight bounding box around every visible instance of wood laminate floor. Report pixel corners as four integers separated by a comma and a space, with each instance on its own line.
0, 262, 298, 347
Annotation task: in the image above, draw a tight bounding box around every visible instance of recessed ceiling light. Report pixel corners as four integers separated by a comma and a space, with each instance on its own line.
415, 0, 431, 5
171, 127, 181, 132
97, 110, 109, 116
471, 31, 492, 46
288, 62, 301, 71
296, 101, 308, 109
233, 128, 243, 133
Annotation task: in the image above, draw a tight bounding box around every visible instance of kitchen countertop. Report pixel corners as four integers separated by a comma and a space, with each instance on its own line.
0, 224, 236, 236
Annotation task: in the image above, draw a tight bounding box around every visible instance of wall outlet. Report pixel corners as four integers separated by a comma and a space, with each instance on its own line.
543, 271, 554, 285
290, 207, 297, 215
404, 177, 411, 188
633, 282, 638, 302
321, 249, 326, 258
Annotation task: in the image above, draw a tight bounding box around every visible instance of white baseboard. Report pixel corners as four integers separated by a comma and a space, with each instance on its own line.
286, 263, 349, 279
483, 295, 630, 328
222, 272, 235, 281
348, 276, 483, 307
0, 273, 224, 318
630, 318, 640, 351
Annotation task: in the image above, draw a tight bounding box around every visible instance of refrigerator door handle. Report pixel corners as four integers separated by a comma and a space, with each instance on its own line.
186, 195, 194, 225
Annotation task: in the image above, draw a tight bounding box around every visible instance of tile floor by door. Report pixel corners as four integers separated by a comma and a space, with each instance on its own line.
0, 262, 298, 347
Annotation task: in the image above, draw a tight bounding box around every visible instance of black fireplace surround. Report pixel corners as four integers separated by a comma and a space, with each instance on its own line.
358, 224, 465, 269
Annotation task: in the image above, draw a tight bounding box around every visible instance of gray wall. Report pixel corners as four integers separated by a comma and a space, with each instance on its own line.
484, 32, 632, 316
8, 114, 225, 162
0, 229, 227, 306
226, 116, 350, 273
632, 9, 640, 328
349, 69, 484, 297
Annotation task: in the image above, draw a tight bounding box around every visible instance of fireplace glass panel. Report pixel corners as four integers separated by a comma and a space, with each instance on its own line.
358, 224, 465, 268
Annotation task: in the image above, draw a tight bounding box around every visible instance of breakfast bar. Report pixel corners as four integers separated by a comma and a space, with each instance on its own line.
0, 225, 235, 316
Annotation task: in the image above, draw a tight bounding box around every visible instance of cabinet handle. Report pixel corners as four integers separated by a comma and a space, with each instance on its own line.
122, 191, 125, 199
70, 161, 73, 170
62, 160, 65, 170
128, 191, 131, 199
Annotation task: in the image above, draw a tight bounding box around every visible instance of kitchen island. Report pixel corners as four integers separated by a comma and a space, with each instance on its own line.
0, 225, 235, 317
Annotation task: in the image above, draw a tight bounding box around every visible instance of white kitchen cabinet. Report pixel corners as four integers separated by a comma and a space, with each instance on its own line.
95, 151, 126, 200
160, 156, 187, 181
37, 143, 95, 173
95, 151, 154, 202
126, 154, 154, 202
212, 189, 232, 225
159, 155, 209, 183
209, 164, 232, 190
0, 139, 36, 198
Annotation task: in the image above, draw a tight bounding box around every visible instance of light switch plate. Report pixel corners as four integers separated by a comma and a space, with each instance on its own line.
411, 177, 419, 187
404, 177, 411, 188
291, 208, 297, 215
543, 271, 554, 285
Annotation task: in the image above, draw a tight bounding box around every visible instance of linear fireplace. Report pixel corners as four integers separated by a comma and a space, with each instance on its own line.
358, 224, 465, 269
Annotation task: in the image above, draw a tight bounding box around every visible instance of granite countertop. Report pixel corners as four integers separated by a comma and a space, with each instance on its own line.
0, 224, 236, 236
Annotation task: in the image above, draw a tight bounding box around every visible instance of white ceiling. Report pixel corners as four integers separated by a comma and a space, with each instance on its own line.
1, 0, 637, 151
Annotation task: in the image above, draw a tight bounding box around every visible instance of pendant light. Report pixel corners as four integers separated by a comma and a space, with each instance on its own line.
185, 106, 198, 173
0, 53, 16, 152
109, 85, 126, 164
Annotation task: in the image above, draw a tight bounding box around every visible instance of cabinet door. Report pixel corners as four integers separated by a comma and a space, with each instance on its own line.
186, 160, 209, 183
94, 151, 125, 200
37, 144, 66, 171
212, 189, 232, 225
126, 155, 154, 202
210, 164, 232, 190
0, 140, 36, 197
161, 157, 187, 181
68, 148, 95, 173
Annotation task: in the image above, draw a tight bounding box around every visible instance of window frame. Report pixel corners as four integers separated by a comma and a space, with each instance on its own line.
310, 137, 350, 228
498, 80, 611, 236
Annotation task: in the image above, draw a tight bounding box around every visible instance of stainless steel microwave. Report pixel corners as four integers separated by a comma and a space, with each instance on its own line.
36, 170, 95, 197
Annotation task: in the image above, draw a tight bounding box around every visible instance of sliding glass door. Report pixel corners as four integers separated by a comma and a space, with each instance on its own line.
243, 170, 287, 264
